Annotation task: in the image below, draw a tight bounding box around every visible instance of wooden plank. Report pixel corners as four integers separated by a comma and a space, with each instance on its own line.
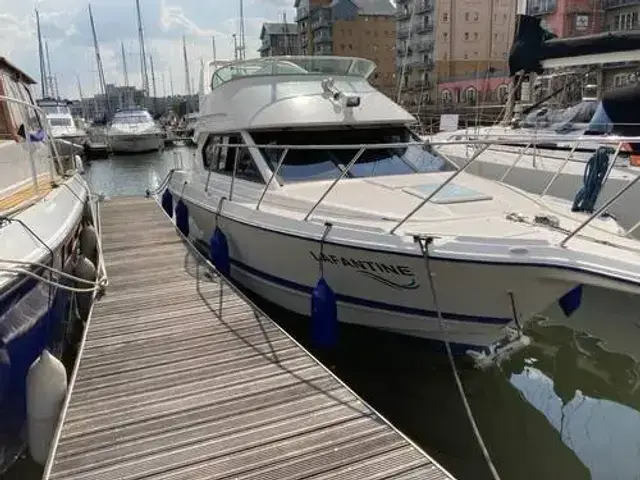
44, 196, 453, 480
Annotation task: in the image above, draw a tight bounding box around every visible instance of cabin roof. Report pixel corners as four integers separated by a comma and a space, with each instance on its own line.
0, 57, 37, 85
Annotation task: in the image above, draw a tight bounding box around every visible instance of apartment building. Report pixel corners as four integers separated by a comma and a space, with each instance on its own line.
433, 0, 516, 105
601, 0, 640, 90
258, 22, 300, 57
395, 0, 436, 105
294, 0, 397, 96
527, 0, 600, 37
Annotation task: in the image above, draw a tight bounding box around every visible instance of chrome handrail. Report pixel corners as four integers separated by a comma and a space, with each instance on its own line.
303, 147, 365, 221
389, 144, 491, 235
201, 136, 640, 245
499, 143, 531, 183
540, 140, 582, 196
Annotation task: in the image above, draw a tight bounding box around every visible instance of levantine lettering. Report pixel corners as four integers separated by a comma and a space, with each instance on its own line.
309, 251, 414, 277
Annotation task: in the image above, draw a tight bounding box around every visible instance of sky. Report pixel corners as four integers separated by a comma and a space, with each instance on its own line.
0, 0, 296, 99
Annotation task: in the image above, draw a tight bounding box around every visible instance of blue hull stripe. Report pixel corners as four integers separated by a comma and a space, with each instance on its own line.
230, 258, 512, 325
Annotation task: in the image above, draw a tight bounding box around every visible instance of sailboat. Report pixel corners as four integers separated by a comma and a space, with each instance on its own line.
0, 57, 103, 471
157, 56, 640, 365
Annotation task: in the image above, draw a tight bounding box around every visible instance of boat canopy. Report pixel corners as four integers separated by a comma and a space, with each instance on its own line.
210, 56, 377, 91
509, 15, 640, 76
586, 84, 640, 137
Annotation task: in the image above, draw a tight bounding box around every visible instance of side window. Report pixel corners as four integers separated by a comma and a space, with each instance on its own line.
202, 134, 221, 170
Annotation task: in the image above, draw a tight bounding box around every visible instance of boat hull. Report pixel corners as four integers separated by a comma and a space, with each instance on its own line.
176, 193, 574, 352
0, 174, 89, 472
109, 134, 163, 154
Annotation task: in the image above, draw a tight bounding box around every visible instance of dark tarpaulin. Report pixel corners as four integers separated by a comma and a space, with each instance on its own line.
509, 14, 640, 76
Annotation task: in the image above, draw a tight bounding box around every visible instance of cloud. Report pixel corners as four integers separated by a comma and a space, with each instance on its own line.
0, 0, 295, 99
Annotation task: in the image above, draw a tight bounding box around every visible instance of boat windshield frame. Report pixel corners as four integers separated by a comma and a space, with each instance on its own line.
210, 56, 376, 91
111, 111, 154, 125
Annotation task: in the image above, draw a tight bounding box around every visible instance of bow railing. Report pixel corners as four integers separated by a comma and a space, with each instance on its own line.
200, 133, 640, 248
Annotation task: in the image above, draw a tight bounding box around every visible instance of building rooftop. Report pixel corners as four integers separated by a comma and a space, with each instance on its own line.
260, 22, 298, 40
332, 0, 396, 16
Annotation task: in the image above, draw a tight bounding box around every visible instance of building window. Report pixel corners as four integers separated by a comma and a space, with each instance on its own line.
474, 32, 479, 40
443, 12, 448, 22
613, 73, 632, 88
496, 84, 509, 103
464, 32, 469, 40
464, 53, 468, 59
443, 32, 448, 40
473, 12, 479, 21
464, 86, 477, 104
441, 89, 452, 103
613, 12, 638, 31
464, 12, 469, 21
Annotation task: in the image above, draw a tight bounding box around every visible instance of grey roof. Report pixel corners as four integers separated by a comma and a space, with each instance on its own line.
261, 22, 298, 39
331, 0, 395, 16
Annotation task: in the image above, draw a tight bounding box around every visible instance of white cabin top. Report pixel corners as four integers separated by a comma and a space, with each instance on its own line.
198, 56, 415, 133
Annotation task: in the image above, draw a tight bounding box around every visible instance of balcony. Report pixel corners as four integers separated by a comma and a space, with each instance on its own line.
414, 21, 434, 33
602, 0, 640, 8
314, 33, 332, 44
416, 41, 434, 52
296, 7, 309, 21
396, 9, 411, 21
605, 20, 640, 31
398, 27, 410, 39
415, 1, 434, 14
406, 56, 434, 69
312, 18, 331, 30
527, 0, 556, 15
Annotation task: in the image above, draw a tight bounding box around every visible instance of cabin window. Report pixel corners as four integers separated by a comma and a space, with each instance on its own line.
251, 127, 455, 184
202, 134, 264, 183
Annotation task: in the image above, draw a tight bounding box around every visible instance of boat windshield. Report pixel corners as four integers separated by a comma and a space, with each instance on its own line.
211, 56, 376, 90
112, 112, 153, 124
251, 127, 455, 184
41, 104, 70, 115
49, 118, 73, 127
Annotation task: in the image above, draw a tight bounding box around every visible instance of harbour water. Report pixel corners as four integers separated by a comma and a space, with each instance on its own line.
10, 145, 640, 479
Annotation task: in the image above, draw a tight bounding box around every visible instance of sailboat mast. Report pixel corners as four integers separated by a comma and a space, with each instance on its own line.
183, 36, 191, 96
136, 0, 149, 95
283, 12, 289, 55
121, 42, 129, 87
45, 41, 55, 99
239, 0, 246, 60
212, 36, 217, 63
76, 75, 87, 119
35, 9, 47, 98
169, 67, 174, 97
149, 53, 157, 98
88, 3, 110, 116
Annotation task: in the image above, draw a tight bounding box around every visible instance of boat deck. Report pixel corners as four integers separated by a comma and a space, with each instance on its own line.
43, 196, 453, 480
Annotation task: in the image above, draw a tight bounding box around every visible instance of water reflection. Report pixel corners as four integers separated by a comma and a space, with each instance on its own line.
81, 147, 640, 480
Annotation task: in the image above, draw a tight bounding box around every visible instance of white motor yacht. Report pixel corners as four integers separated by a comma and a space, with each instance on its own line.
160, 56, 640, 362
0, 57, 102, 472
38, 98, 88, 157
107, 108, 163, 154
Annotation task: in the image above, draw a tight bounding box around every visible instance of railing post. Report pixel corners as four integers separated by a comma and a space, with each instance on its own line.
303, 147, 365, 221
204, 145, 218, 192
560, 173, 640, 247
540, 140, 581, 197
602, 141, 623, 186
229, 145, 240, 202
389, 143, 491, 235
499, 143, 531, 182
257, 147, 288, 210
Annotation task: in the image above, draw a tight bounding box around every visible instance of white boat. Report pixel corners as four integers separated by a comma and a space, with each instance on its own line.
161, 56, 640, 362
38, 98, 88, 157
0, 57, 102, 471
107, 108, 163, 154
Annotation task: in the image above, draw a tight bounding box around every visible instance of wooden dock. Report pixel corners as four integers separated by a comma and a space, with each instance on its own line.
43, 196, 453, 480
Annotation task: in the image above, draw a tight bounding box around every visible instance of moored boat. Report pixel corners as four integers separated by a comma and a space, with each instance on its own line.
161, 56, 640, 364
107, 108, 163, 154
0, 57, 104, 471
